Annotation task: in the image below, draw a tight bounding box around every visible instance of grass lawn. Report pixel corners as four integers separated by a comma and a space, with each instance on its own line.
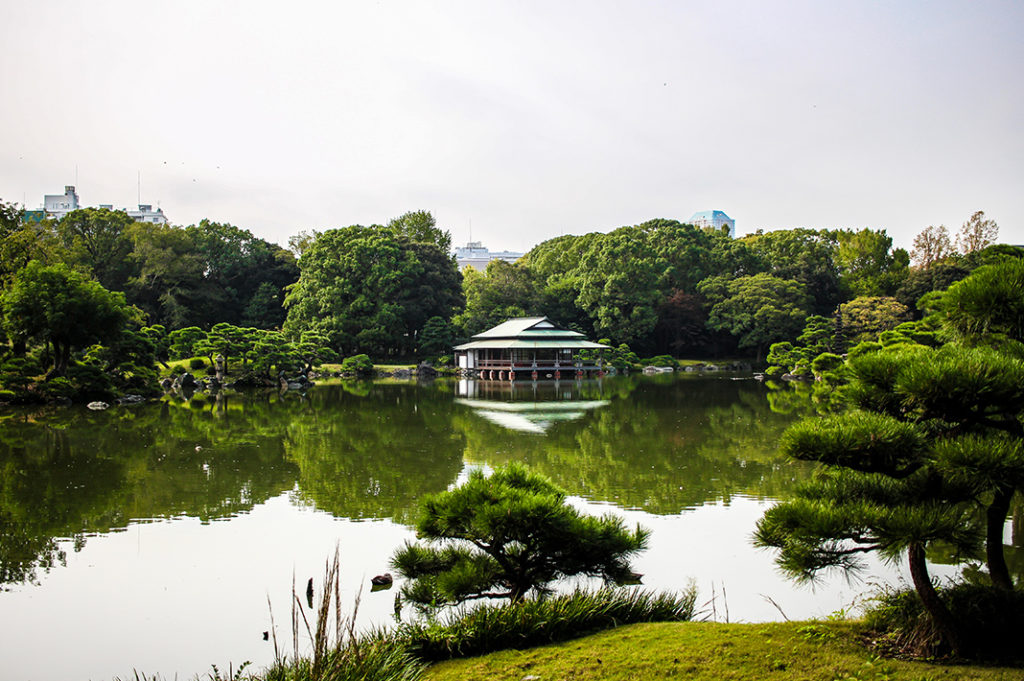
423, 621, 1022, 681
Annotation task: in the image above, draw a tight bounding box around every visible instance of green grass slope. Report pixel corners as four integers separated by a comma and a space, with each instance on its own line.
423, 621, 1022, 681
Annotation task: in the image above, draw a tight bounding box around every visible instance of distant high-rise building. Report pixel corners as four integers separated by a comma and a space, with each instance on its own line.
454, 241, 524, 271
689, 210, 735, 237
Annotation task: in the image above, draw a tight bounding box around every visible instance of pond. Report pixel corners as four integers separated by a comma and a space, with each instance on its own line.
0, 375, 962, 680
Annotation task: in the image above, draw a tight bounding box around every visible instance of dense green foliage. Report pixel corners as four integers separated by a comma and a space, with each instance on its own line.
2, 261, 131, 377
392, 464, 649, 606
0, 203, 306, 400
462, 216, 1001, 359
283, 224, 463, 357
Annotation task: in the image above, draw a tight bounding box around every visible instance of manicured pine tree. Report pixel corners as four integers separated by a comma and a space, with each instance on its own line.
756, 338, 1024, 654
391, 464, 648, 607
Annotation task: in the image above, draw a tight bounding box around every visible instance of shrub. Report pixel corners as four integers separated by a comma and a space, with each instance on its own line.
400, 587, 697, 662
642, 355, 678, 368
341, 354, 374, 376
189, 357, 207, 370
36, 377, 76, 401
864, 582, 1024, 660
66, 364, 116, 401
810, 352, 843, 377
114, 364, 162, 396
0, 357, 41, 392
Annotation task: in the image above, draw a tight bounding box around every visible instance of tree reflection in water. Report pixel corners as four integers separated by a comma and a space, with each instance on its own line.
7, 374, 997, 593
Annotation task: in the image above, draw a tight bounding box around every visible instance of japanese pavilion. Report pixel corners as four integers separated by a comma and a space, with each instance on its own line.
454, 317, 607, 380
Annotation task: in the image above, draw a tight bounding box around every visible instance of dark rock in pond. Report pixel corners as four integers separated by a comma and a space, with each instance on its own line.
87, 401, 109, 410
160, 377, 173, 391
416, 362, 437, 378
281, 373, 311, 391
231, 372, 271, 388
370, 573, 393, 591
117, 394, 145, 405
392, 368, 412, 378
619, 571, 644, 585
178, 372, 198, 389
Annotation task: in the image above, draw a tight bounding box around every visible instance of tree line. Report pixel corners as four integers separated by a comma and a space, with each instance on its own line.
0, 194, 1014, 401
456, 212, 1011, 361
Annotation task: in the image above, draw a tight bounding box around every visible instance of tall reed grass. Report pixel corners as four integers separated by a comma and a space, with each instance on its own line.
119, 553, 695, 680
261, 546, 424, 681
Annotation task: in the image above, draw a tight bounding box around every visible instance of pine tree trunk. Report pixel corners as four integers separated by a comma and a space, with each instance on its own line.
907, 542, 961, 656
986, 486, 1014, 590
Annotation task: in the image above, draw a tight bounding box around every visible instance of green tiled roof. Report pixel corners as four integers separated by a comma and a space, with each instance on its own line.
453, 339, 606, 351
471, 316, 587, 340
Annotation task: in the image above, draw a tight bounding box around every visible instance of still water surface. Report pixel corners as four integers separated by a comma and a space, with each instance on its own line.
0, 375, 958, 680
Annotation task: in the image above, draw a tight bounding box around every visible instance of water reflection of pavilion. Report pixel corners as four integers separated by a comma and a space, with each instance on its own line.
455, 378, 610, 433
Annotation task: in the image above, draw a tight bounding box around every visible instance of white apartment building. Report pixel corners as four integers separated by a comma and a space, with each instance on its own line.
40, 185, 169, 224
454, 241, 524, 271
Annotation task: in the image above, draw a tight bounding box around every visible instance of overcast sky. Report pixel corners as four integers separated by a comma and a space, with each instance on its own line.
2, 0, 1021, 252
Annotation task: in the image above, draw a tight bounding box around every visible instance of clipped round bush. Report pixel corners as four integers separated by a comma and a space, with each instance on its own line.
189, 357, 207, 370
810, 352, 843, 376
36, 377, 76, 401
341, 354, 374, 376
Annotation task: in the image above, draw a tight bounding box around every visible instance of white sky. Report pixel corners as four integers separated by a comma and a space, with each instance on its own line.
2, 0, 1022, 252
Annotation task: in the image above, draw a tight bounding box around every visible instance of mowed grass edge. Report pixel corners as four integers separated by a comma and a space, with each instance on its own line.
423, 621, 1023, 681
